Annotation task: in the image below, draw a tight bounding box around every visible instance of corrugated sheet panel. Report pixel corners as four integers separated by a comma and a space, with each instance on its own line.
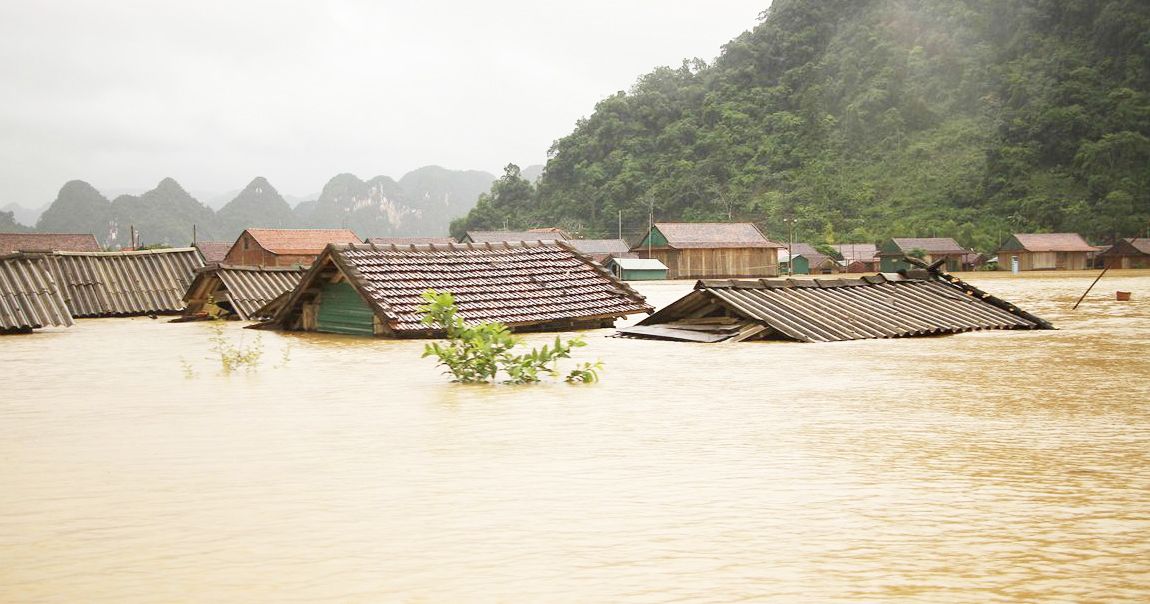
47, 248, 205, 317
331, 241, 652, 334
214, 265, 305, 320
0, 254, 74, 332
619, 274, 1053, 343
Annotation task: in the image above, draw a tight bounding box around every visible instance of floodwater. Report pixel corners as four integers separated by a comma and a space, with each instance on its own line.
2, 271, 1148, 603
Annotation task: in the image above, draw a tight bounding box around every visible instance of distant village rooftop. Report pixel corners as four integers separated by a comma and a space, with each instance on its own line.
638, 222, 783, 249
1001, 233, 1096, 252
236, 228, 361, 255
0, 233, 101, 254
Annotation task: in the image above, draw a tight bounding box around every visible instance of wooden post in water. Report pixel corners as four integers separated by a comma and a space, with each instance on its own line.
1072, 258, 1113, 310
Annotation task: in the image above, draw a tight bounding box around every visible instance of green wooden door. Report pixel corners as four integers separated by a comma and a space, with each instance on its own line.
316, 281, 375, 336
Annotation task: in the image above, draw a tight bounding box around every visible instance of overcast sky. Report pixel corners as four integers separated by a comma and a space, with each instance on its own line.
0, 1, 765, 207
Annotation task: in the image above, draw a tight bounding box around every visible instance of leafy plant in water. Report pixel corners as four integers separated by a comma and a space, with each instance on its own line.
208, 319, 263, 374
419, 289, 602, 384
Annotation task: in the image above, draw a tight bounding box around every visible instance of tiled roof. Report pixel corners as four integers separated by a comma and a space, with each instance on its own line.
193, 241, 231, 263
184, 264, 305, 321
0, 254, 74, 331
465, 230, 570, 243
649, 223, 783, 249
1123, 238, 1150, 255
618, 271, 1052, 343
0, 233, 100, 254
243, 229, 360, 255
885, 238, 967, 255
366, 237, 457, 246
45, 248, 204, 317
275, 241, 651, 335
1005, 233, 1096, 252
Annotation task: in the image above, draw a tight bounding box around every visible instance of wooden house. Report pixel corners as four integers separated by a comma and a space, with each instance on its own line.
785, 243, 840, 275
566, 239, 631, 264
0, 253, 73, 333
224, 228, 360, 267
182, 264, 306, 321
997, 233, 1096, 271
263, 241, 652, 337
632, 223, 784, 279
878, 238, 968, 272
617, 262, 1053, 343
461, 229, 570, 243
1100, 238, 1150, 269
0, 233, 100, 254
832, 243, 878, 273
604, 257, 668, 281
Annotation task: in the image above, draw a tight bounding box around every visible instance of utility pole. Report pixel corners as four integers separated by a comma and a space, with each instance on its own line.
783, 217, 795, 276
618, 210, 622, 241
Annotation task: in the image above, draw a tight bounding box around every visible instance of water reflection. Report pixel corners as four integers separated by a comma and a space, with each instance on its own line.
1, 271, 1148, 602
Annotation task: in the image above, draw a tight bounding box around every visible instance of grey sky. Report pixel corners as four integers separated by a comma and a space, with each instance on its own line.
1, 1, 766, 207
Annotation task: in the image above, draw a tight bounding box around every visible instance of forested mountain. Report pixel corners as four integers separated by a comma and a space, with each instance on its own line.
35, 180, 112, 240
0, 211, 30, 233
215, 177, 297, 240
453, 0, 1150, 250
110, 178, 219, 247
398, 166, 496, 236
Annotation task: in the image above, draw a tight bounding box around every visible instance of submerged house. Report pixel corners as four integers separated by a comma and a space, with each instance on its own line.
832, 243, 879, 273
785, 243, 840, 275
182, 264, 306, 321
604, 257, 669, 281
193, 241, 232, 264
0, 253, 74, 334
44, 248, 204, 317
0, 233, 101, 254
617, 263, 1053, 343
224, 228, 361, 267
878, 238, 968, 272
633, 223, 784, 279
263, 240, 652, 337
997, 233, 1096, 271
1100, 238, 1150, 269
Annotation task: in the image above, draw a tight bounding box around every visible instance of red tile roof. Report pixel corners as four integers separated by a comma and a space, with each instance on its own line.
1005, 233, 1096, 252
278, 241, 651, 335
648, 223, 783, 249
367, 237, 457, 246
193, 241, 232, 263
242, 229, 360, 255
0, 233, 100, 254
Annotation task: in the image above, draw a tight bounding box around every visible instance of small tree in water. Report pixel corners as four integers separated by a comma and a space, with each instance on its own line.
419, 289, 602, 384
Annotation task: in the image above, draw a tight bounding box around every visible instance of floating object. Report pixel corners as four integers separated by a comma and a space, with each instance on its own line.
1117, 291, 1131, 301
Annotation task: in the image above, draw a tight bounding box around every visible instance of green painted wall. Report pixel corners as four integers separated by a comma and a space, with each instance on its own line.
637, 227, 668, 249
621, 268, 667, 281
792, 255, 812, 274
316, 281, 375, 336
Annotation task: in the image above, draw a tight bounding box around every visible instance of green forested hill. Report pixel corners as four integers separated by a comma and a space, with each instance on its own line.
453, 0, 1150, 250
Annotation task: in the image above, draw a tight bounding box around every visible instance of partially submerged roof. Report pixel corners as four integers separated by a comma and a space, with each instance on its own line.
193, 241, 232, 263
464, 229, 570, 243
239, 228, 361, 255
366, 237, 457, 246
1001, 233, 1095, 252
183, 264, 306, 321
639, 222, 783, 250
0, 254, 74, 333
567, 239, 630, 255
1101, 237, 1150, 256
881, 237, 967, 255
617, 267, 1052, 343
44, 248, 204, 317
267, 241, 652, 337
0, 233, 101, 254
831, 243, 878, 263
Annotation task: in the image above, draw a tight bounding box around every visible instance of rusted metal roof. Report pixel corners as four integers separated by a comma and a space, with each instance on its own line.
882, 237, 967, 255
268, 241, 652, 336
183, 264, 306, 320
642, 222, 784, 250
617, 268, 1053, 343
45, 248, 204, 317
1002, 233, 1096, 252
240, 229, 361, 255
0, 254, 74, 332
193, 241, 232, 263
0, 233, 101, 254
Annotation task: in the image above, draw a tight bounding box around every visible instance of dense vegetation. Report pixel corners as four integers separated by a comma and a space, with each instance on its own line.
453, 0, 1150, 251
17, 168, 495, 247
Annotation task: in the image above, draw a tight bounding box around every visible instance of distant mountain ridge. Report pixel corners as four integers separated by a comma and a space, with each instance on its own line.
8, 166, 497, 245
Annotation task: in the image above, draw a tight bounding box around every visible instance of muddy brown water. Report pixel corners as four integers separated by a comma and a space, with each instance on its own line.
2, 271, 1148, 602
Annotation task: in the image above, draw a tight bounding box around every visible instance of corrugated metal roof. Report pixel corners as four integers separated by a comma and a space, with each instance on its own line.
366, 237, 457, 246
0, 254, 74, 332
0, 233, 101, 254
647, 223, 784, 249
1004, 233, 1097, 252
884, 238, 967, 255
269, 240, 652, 336
567, 239, 630, 255
46, 248, 204, 317
832, 243, 878, 263
184, 264, 306, 320
618, 270, 1053, 343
